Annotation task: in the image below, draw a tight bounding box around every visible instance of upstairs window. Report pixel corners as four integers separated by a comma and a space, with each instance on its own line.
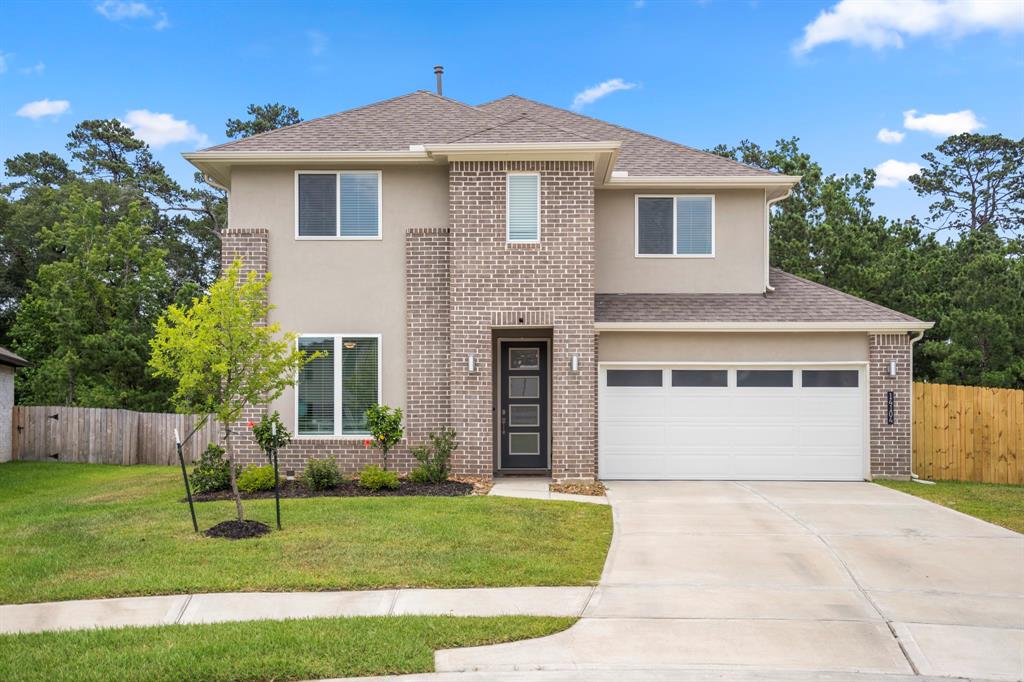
636, 195, 714, 257
296, 171, 381, 239
507, 173, 540, 242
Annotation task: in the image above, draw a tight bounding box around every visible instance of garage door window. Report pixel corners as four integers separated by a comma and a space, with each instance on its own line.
607, 369, 662, 387
672, 370, 727, 387
802, 370, 859, 388
737, 370, 793, 387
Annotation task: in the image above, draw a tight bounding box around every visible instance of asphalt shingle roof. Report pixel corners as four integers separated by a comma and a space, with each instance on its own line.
595, 269, 926, 325
0, 346, 29, 368
197, 90, 779, 178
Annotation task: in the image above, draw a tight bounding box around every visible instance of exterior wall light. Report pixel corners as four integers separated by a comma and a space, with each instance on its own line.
889, 360, 897, 377
571, 354, 579, 372
468, 353, 477, 374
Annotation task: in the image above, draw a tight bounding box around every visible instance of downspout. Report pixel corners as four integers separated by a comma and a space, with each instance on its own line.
907, 329, 933, 484
764, 188, 792, 294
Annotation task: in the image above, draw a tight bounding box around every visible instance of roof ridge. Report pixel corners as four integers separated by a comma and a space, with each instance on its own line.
412, 89, 504, 120
200, 91, 490, 152
447, 112, 594, 143
480, 94, 778, 177
771, 268, 920, 322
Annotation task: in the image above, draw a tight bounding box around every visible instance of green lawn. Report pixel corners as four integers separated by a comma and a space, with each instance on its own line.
876, 479, 1024, 533
0, 615, 574, 682
0, 462, 611, 604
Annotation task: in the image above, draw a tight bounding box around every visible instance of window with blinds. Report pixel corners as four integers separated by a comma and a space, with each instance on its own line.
296, 335, 381, 436
297, 337, 335, 435
296, 171, 381, 238
507, 173, 540, 242
636, 195, 714, 256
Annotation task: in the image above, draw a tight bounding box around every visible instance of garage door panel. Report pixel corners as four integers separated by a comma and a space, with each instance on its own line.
599, 365, 866, 481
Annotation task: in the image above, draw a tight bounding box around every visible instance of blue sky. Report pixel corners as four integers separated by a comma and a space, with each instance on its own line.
2, 0, 1022, 220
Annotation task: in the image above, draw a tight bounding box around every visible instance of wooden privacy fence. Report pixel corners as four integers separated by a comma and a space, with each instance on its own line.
913, 382, 1024, 484
11, 406, 220, 465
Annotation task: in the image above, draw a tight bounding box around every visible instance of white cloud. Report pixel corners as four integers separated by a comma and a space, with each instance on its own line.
20, 62, 45, 75
122, 109, 208, 148
633, 0, 646, 8
0, 52, 10, 74
795, 0, 1024, 54
903, 108, 984, 136
874, 159, 922, 187
307, 29, 328, 56
96, 0, 153, 20
571, 78, 638, 111
96, 1, 169, 30
16, 98, 70, 120
876, 128, 905, 144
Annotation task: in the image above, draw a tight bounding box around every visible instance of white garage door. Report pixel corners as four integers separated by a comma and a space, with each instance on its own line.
598, 365, 866, 481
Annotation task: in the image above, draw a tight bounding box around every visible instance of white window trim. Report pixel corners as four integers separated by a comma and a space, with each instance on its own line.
295, 333, 383, 439
506, 171, 541, 244
634, 194, 715, 258
294, 170, 383, 241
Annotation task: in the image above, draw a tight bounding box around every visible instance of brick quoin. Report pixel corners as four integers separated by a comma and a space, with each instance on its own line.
219, 228, 413, 473
869, 333, 913, 479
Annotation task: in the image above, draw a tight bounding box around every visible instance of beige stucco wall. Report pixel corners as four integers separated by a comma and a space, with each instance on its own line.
595, 188, 766, 294
599, 332, 870, 363
0, 365, 13, 462
227, 164, 449, 431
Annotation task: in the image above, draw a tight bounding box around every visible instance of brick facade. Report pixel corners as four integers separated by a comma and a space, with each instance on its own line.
445, 161, 597, 482
219, 228, 413, 474
868, 333, 913, 479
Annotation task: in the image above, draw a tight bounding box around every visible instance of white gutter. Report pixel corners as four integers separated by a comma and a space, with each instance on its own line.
604, 175, 802, 188
764, 188, 794, 293
595, 321, 935, 333
182, 150, 432, 163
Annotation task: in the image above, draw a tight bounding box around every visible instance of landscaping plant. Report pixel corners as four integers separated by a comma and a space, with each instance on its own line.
302, 458, 343, 491
410, 428, 458, 484
190, 444, 231, 494
365, 404, 403, 470
237, 465, 278, 494
357, 464, 400, 491
148, 260, 312, 527
252, 411, 291, 459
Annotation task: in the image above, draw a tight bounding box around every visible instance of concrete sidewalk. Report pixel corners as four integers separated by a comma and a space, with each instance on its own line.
488, 478, 608, 505
0, 586, 594, 635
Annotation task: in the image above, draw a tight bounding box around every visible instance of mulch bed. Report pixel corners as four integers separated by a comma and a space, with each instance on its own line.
550, 481, 607, 496
189, 478, 474, 502
204, 520, 271, 540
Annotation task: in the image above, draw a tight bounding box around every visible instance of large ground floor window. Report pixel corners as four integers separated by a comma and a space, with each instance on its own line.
297, 334, 380, 436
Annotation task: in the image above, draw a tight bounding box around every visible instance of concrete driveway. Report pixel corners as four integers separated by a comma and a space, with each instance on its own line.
437, 482, 1024, 681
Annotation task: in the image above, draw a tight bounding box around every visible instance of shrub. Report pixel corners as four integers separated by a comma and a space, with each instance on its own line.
302, 458, 342, 491
237, 465, 278, 493
365, 404, 403, 470
190, 444, 231, 494
252, 411, 291, 459
410, 428, 458, 484
358, 464, 399, 491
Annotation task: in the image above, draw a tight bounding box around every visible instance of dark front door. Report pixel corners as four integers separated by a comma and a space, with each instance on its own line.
499, 340, 549, 470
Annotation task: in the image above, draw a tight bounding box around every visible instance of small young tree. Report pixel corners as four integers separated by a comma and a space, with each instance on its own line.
149, 260, 310, 523
364, 404, 403, 471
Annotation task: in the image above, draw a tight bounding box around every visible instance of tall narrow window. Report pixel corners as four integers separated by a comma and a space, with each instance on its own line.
636, 195, 715, 256
296, 171, 381, 238
297, 337, 335, 435
341, 337, 379, 434
507, 173, 540, 242
296, 335, 381, 436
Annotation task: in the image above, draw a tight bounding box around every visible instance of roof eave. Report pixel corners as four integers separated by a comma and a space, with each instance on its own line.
603, 175, 802, 191
594, 321, 934, 333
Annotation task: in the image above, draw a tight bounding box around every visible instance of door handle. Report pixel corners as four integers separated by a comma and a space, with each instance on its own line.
501, 410, 507, 435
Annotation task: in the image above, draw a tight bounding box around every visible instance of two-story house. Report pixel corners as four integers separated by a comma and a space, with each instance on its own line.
185, 83, 931, 483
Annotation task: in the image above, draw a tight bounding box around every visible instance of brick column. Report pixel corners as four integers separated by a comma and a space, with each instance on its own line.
869, 333, 912, 479
219, 228, 270, 467
405, 227, 452, 446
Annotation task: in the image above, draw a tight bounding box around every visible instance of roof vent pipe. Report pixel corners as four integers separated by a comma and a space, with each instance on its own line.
434, 65, 444, 96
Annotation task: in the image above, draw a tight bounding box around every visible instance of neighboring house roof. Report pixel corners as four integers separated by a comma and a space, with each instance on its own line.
195, 90, 776, 179
595, 269, 931, 331
0, 346, 29, 368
